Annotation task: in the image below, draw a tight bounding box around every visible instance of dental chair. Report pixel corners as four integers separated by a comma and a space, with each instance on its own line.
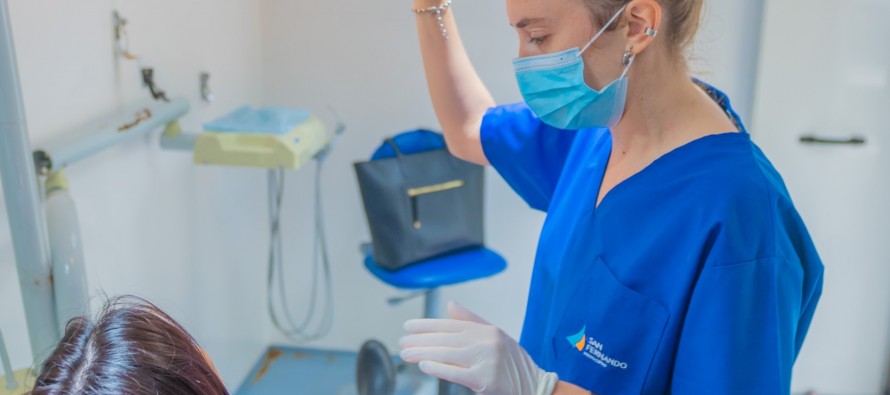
358, 130, 507, 395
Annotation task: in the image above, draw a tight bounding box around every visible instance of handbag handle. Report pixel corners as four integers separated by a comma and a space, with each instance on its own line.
383, 138, 406, 158
383, 138, 412, 178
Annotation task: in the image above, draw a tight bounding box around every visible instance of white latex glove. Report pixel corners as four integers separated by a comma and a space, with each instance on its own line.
399, 302, 559, 395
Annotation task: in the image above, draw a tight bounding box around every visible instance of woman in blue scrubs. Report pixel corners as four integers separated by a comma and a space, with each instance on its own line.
398, 0, 823, 394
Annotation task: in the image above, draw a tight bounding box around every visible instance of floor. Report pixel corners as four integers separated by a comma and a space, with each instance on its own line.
235, 346, 459, 395
0, 368, 34, 395
236, 347, 363, 395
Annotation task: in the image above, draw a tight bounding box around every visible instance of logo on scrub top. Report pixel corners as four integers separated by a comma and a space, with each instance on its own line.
566, 326, 586, 351
565, 326, 629, 370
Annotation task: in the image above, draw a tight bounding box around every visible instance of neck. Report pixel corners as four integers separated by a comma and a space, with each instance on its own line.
609, 57, 713, 158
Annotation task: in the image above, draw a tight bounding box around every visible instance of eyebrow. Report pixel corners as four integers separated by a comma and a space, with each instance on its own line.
511, 17, 548, 28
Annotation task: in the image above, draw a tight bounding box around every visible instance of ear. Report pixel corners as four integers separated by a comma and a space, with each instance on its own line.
623, 0, 662, 56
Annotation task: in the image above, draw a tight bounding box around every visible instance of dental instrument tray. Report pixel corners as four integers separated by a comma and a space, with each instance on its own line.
194, 106, 328, 169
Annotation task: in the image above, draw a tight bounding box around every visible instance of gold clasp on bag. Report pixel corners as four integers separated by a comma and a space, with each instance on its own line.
407, 180, 465, 229
407, 180, 464, 197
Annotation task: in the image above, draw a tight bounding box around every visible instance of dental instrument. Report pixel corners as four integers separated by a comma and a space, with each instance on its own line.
161, 105, 345, 342
33, 98, 189, 173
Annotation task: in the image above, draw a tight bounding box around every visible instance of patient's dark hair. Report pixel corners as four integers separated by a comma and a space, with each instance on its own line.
30, 296, 228, 395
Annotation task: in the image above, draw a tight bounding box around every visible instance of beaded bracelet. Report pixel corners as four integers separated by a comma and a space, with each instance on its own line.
413, 0, 453, 39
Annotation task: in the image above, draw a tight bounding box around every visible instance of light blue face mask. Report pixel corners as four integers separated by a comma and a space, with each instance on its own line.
513, 5, 635, 130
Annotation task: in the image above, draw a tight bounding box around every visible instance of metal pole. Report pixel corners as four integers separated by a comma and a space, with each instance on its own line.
884, 347, 890, 395
0, 0, 60, 363
423, 289, 440, 319
0, 329, 16, 390
159, 121, 199, 152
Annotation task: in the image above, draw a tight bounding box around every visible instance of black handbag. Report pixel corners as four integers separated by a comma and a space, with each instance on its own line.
354, 133, 485, 271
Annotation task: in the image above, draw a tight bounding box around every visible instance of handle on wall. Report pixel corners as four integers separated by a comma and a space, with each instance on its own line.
799, 134, 867, 145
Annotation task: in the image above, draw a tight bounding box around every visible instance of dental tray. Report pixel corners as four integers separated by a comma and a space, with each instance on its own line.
193, 107, 329, 169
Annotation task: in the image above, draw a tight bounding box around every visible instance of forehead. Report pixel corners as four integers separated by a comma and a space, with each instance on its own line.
506, 0, 589, 26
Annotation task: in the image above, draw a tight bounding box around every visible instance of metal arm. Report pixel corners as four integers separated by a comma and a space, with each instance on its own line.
34, 97, 189, 173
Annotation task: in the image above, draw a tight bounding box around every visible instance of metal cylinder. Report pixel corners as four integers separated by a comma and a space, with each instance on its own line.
45, 172, 90, 334
0, 0, 60, 363
159, 121, 199, 152
423, 288, 440, 319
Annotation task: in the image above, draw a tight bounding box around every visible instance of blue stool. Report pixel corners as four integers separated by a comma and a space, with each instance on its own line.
359, 130, 507, 395
362, 245, 507, 318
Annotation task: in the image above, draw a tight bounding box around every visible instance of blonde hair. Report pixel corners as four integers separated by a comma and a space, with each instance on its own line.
582, 0, 704, 55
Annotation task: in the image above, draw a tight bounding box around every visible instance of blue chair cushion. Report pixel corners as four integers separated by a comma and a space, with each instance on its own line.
370, 129, 446, 160
364, 247, 507, 290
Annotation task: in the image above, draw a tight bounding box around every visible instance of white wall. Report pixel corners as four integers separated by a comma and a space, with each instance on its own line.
692, 1, 765, 125
0, 0, 268, 388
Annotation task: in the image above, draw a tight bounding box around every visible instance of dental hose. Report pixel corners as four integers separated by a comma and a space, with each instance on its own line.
266, 117, 344, 342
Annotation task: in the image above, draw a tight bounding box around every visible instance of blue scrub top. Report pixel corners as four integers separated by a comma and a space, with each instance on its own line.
480, 82, 824, 394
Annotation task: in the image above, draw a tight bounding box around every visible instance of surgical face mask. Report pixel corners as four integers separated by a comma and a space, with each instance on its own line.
512, 5, 634, 130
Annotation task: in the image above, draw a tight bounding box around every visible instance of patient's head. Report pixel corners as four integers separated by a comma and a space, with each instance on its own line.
30, 296, 228, 395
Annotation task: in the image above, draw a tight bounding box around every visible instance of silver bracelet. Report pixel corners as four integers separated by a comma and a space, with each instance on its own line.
413, 0, 452, 39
